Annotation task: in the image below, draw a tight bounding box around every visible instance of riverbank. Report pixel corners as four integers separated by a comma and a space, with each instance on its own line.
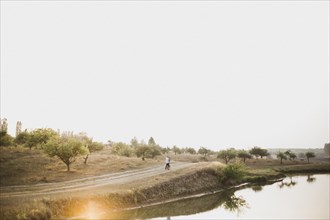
1, 161, 329, 220
63, 162, 329, 219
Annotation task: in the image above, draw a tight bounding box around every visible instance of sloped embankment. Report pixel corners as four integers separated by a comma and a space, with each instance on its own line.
7, 161, 318, 220
50, 162, 285, 219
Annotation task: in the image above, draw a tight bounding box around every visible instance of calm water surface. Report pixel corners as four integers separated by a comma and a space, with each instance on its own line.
90, 174, 330, 219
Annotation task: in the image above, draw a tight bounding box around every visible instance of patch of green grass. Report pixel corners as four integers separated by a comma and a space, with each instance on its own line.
273, 163, 330, 173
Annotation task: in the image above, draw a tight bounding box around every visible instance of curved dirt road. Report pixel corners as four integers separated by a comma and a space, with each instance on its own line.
0, 162, 193, 199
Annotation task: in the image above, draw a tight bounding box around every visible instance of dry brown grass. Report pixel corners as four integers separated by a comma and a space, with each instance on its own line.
0, 146, 159, 186
0, 145, 219, 188
1, 146, 328, 187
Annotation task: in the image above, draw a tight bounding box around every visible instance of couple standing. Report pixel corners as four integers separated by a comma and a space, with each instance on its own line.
165, 156, 171, 170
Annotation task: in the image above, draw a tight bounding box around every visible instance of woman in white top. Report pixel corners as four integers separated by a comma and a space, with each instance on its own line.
165, 156, 171, 170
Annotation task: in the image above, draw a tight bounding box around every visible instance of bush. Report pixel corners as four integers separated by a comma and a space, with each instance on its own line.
0, 131, 14, 147
118, 145, 134, 157
112, 142, 134, 157
217, 162, 246, 184
14, 131, 30, 145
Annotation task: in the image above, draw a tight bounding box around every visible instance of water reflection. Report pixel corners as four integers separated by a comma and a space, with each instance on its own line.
104, 189, 248, 219
278, 176, 297, 188
307, 175, 316, 183
251, 185, 263, 192
72, 175, 328, 220
223, 195, 247, 214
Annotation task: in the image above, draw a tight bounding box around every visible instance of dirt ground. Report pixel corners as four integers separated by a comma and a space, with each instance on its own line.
0, 162, 196, 199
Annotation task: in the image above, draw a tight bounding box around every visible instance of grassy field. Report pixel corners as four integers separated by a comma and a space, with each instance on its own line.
0, 146, 161, 186
0, 146, 328, 186
0, 146, 221, 186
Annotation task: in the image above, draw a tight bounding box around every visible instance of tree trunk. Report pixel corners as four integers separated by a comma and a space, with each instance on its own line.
84, 154, 89, 164
66, 164, 70, 172
307, 158, 310, 163
280, 158, 283, 164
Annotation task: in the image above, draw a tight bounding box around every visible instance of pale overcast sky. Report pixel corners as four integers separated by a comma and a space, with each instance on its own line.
1, 1, 329, 150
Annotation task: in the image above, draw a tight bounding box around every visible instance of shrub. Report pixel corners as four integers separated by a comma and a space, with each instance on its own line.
218, 162, 246, 184
0, 131, 14, 147
111, 142, 133, 157
217, 148, 237, 164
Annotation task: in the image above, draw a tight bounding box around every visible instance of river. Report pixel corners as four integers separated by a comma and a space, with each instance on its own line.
102, 174, 329, 219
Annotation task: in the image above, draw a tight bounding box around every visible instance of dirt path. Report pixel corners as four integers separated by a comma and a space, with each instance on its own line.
0, 162, 193, 199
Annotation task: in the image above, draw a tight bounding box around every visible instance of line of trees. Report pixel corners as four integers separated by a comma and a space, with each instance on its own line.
217, 147, 317, 165
276, 150, 315, 164
217, 147, 269, 164
0, 122, 104, 171
110, 137, 212, 160
1, 119, 322, 171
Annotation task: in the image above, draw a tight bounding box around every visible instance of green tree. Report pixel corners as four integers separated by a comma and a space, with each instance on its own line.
14, 131, 30, 145
237, 150, 252, 163
277, 152, 287, 164
160, 146, 170, 154
44, 136, 89, 171
185, 147, 197, 154
0, 131, 14, 147
305, 151, 315, 163
198, 147, 210, 157
259, 149, 269, 158
284, 150, 297, 161
217, 148, 237, 164
61, 132, 104, 164
130, 137, 139, 149
111, 142, 133, 157
249, 147, 269, 159
148, 137, 156, 146
25, 128, 59, 150
135, 144, 161, 160
172, 145, 182, 155
136, 145, 150, 160
249, 147, 261, 159
147, 146, 161, 158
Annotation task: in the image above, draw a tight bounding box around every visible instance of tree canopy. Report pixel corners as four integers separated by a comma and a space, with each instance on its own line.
305, 151, 315, 163
198, 147, 211, 157
237, 150, 252, 163
0, 131, 14, 147
249, 147, 269, 159
44, 136, 89, 171
218, 148, 237, 164
277, 152, 287, 164
25, 128, 59, 150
